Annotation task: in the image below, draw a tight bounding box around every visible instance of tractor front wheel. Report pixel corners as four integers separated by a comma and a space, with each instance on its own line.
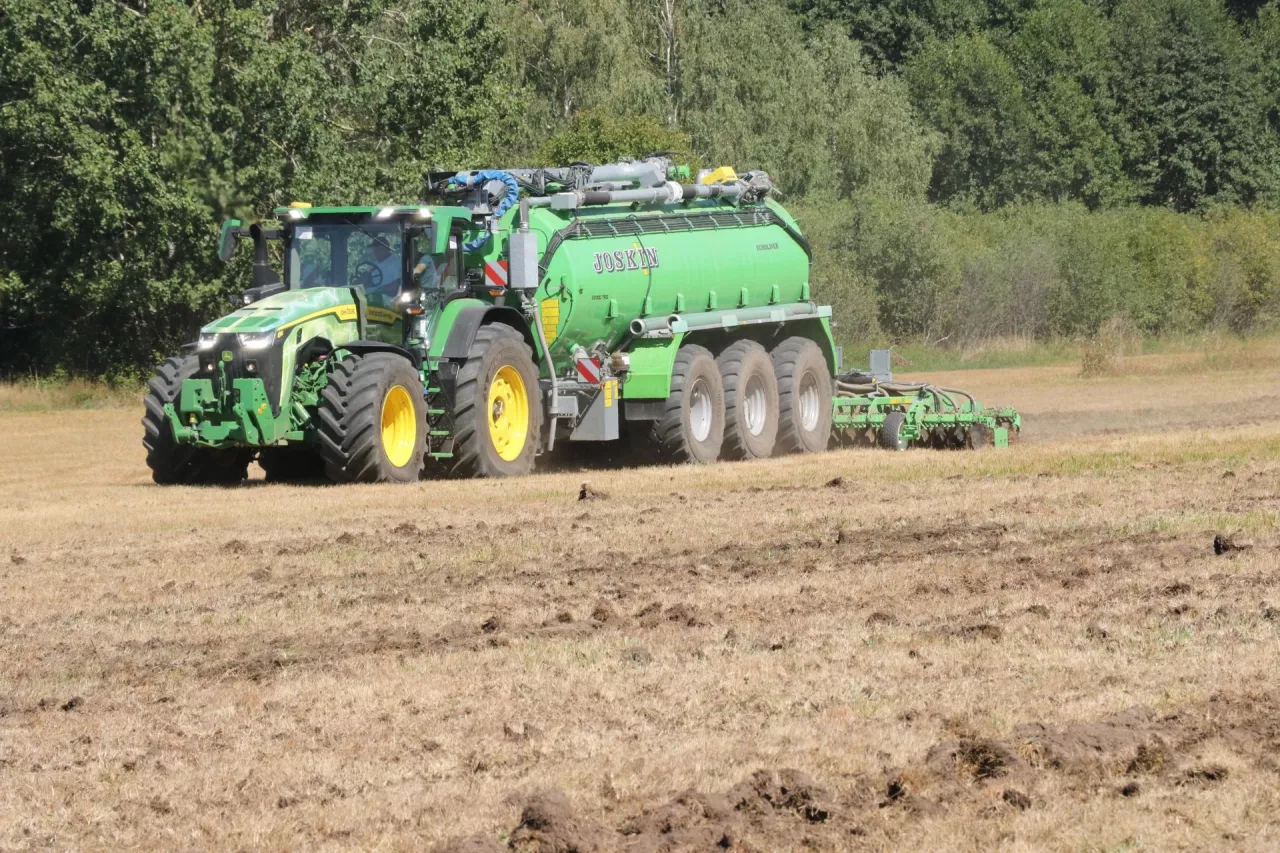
450, 323, 543, 478
317, 353, 426, 483
142, 355, 252, 485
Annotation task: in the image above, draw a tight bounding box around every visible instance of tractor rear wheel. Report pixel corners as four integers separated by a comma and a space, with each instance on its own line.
879, 411, 909, 451
450, 323, 542, 478
633, 343, 725, 464
317, 352, 426, 483
142, 355, 252, 485
772, 336, 833, 455
258, 447, 327, 482
717, 340, 778, 460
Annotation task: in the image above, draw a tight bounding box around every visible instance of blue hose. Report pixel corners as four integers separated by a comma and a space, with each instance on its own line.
447, 170, 520, 251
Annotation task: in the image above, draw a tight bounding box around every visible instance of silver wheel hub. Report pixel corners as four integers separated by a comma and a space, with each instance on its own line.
689, 379, 713, 443
744, 375, 768, 436
798, 374, 820, 432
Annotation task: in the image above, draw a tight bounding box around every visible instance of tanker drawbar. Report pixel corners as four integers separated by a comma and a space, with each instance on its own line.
143, 156, 1021, 484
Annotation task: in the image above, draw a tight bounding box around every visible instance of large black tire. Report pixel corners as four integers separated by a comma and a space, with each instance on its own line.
142, 355, 252, 485
633, 344, 725, 464
450, 323, 543, 478
717, 340, 778, 460
879, 411, 909, 451
771, 336, 833, 455
317, 352, 426, 483
258, 447, 327, 482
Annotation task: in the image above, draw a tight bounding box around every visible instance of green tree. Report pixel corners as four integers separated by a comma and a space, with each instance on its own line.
906, 33, 1033, 209
1111, 0, 1280, 210
538, 110, 691, 164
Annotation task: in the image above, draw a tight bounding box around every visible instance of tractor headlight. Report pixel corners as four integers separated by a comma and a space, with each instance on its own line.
197, 334, 218, 351
237, 332, 276, 351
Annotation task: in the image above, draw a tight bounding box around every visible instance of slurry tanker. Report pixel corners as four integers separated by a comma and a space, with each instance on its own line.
143, 158, 1020, 484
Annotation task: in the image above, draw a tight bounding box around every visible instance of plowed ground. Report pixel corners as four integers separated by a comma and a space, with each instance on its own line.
2, 358, 1279, 850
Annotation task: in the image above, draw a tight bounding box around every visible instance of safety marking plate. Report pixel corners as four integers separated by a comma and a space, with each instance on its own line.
484, 260, 509, 288
575, 356, 603, 384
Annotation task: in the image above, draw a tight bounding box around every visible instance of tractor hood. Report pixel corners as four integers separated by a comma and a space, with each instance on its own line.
200, 287, 357, 340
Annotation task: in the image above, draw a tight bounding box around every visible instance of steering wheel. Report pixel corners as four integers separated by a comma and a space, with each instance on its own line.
354, 261, 383, 289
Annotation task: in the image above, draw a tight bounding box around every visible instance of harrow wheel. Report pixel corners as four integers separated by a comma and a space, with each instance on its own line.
878, 411, 909, 452
317, 352, 426, 483
142, 355, 252, 485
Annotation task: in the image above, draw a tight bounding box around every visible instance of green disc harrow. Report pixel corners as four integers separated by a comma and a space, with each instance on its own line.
830, 359, 1021, 451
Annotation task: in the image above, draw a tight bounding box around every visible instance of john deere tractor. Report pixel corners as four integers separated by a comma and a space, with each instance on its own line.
143, 157, 1018, 484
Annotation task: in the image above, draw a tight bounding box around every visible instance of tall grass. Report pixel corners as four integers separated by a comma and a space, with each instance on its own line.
0, 376, 141, 412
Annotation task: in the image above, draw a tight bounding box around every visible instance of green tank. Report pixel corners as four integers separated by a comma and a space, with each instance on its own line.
143, 158, 840, 484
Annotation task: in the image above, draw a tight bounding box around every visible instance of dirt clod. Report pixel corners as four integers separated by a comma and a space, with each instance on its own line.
248, 568, 271, 582
1119, 781, 1141, 797
867, 611, 898, 626
1002, 788, 1032, 810
578, 482, 606, 501
1026, 604, 1050, 617
59, 696, 83, 712
480, 616, 504, 634
954, 623, 1003, 641
825, 476, 845, 488
1213, 534, 1248, 555
927, 738, 1026, 781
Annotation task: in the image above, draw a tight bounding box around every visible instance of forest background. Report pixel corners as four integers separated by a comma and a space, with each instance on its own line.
4, 0, 1280, 378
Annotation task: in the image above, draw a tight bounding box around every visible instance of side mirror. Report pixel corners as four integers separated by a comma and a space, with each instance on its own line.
219, 219, 243, 263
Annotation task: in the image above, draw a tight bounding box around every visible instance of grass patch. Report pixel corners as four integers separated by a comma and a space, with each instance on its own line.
0, 377, 141, 412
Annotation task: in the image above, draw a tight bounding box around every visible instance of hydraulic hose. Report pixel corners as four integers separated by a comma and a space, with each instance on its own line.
447, 170, 520, 251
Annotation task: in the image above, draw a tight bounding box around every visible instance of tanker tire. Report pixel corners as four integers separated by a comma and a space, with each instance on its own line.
258, 447, 327, 482
771, 336, 833, 455
450, 323, 542, 478
879, 411, 909, 451
637, 344, 724, 464
317, 352, 426, 483
143, 355, 252, 485
717, 340, 778, 460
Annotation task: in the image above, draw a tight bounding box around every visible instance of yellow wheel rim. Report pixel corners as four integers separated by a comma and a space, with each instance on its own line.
488, 365, 529, 462
380, 384, 416, 468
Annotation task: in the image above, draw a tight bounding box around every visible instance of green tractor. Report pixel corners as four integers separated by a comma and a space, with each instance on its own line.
143, 157, 1016, 484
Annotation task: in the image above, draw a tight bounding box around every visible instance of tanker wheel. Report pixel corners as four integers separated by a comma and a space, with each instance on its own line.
450, 323, 542, 478
771, 336, 833, 455
143, 355, 252, 485
635, 343, 725, 464
317, 352, 426, 483
258, 447, 327, 482
717, 340, 778, 460
879, 411, 909, 451
967, 424, 992, 450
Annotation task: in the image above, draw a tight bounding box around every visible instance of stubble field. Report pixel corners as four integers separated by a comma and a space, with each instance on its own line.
3, 351, 1280, 851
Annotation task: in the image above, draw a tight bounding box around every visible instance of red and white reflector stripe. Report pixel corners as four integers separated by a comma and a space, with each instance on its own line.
575, 355, 603, 385
484, 260, 509, 288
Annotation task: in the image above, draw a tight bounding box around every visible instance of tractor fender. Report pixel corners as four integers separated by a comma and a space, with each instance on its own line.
339, 339, 421, 369
437, 302, 538, 361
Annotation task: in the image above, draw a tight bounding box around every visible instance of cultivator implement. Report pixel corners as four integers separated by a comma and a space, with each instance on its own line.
830, 354, 1020, 451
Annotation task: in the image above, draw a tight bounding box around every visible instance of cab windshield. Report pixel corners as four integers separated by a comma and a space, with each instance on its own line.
286, 220, 453, 307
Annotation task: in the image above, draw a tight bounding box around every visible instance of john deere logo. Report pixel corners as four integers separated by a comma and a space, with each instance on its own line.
221, 351, 233, 362
592, 247, 659, 274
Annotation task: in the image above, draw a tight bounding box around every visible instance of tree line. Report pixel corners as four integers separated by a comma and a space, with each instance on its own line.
3, 0, 1280, 376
